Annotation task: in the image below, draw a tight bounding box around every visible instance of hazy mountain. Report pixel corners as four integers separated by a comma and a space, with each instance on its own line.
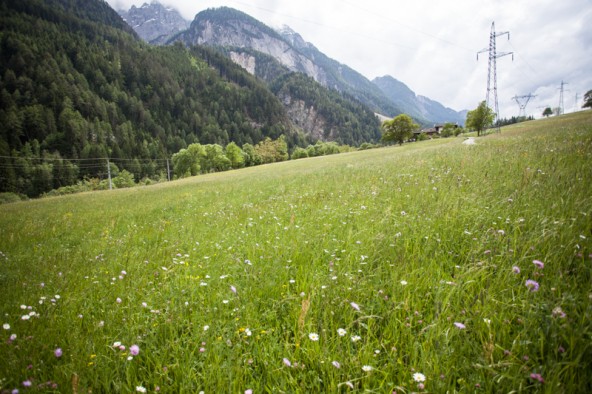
372, 76, 466, 126
117, 1, 189, 44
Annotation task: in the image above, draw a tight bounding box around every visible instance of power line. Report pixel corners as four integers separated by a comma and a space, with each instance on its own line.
477, 21, 513, 133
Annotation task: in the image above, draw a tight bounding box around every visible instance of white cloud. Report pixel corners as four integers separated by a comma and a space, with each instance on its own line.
107, 0, 591, 118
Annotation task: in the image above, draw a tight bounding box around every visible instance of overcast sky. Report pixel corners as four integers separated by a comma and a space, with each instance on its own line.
106, 0, 592, 119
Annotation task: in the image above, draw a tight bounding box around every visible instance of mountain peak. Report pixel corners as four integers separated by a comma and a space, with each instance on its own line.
118, 1, 189, 44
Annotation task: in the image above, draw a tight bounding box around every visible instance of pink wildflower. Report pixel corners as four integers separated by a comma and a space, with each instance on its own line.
130, 344, 140, 356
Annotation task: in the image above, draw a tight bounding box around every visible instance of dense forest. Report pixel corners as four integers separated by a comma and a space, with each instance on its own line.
0, 0, 297, 196
0, 0, 385, 198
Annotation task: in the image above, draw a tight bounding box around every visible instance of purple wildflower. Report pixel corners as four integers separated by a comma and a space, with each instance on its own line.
533, 260, 544, 269
54, 348, 62, 358
332, 360, 341, 368
525, 279, 539, 292
130, 344, 140, 356
230, 285, 237, 294
512, 266, 521, 274
283, 358, 291, 367
22, 381, 32, 388
454, 322, 466, 329
350, 302, 360, 311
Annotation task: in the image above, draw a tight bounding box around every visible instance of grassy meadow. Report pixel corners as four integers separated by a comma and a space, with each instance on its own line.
1, 111, 591, 393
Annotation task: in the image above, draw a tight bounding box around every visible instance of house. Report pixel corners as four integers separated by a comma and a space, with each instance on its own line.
414, 123, 459, 137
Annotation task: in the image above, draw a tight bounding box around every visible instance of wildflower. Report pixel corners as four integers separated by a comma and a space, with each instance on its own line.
54, 348, 63, 358
10, 334, 17, 341
552, 306, 566, 318
21, 315, 30, 321
308, 333, 319, 341
337, 328, 347, 336
454, 322, 466, 329
345, 381, 354, 389
203, 325, 209, 331
525, 279, 540, 292
351, 335, 361, 342
130, 344, 140, 356
116, 297, 122, 304
362, 365, 373, 372
3, 323, 9, 330
283, 358, 291, 367
332, 361, 341, 368
400, 280, 408, 285
245, 390, 253, 394
230, 285, 237, 294
413, 372, 426, 382
350, 302, 360, 311
418, 383, 425, 390
22, 381, 32, 388
483, 318, 491, 325
530, 373, 544, 383
136, 386, 147, 393
512, 266, 521, 274
533, 260, 544, 269
141, 302, 148, 308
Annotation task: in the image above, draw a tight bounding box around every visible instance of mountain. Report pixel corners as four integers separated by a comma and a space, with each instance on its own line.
167, 6, 466, 125
172, 7, 402, 118
117, 1, 190, 45
0, 0, 302, 197
372, 76, 466, 125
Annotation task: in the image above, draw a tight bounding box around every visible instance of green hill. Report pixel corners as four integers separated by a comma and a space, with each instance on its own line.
1, 111, 591, 391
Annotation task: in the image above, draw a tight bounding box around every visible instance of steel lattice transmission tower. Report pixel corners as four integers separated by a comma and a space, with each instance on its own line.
477, 22, 513, 133
558, 81, 568, 115
512, 94, 536, 118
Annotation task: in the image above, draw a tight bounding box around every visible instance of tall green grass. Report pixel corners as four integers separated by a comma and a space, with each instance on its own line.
1, 111, 591, 393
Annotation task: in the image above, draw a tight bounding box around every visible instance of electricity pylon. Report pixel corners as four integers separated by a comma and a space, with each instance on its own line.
477, 22, 513, 133
512, 94, 536, 118
558, 81, 568, 115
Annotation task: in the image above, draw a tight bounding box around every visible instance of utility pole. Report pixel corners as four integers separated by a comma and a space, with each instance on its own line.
477, 21, 513, 133
558, 80, 568, 115
107, 158, 112, 190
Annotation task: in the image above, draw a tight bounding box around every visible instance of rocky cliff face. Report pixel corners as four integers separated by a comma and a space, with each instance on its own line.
177, 11, 329, 86
172, 7, 398, 117
117, 2, 189, 44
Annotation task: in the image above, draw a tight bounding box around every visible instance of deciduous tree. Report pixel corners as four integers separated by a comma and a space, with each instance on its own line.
381, 114, 419, 145
465, 101, 495, 136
